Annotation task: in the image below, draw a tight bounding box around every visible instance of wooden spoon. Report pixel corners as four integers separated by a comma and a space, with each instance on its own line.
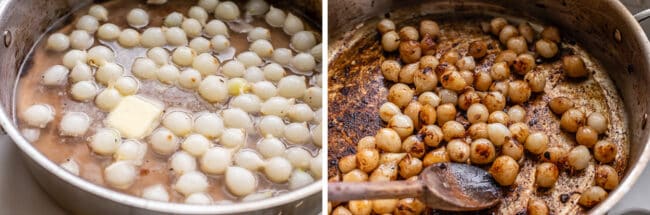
328, 162, 502, 211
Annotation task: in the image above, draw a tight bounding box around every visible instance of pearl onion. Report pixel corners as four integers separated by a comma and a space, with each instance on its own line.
189, 37, 211, 54
76, 15, 99, 33
291, 31, 316, 52
114, 76, 139, 95
90, 128, 121, 155
170, 151, 197, 175
198, 0, 219, 11
283, 13, 304, 35
252, 81, 277, 99
95, 88, 123, 110
198, 75, 229, 103
310, 152, 322, 178
222, 108, 253, 131
193, 113, 224, 138
291, 53, 316, 72
222, 60, 246, 77
200, 147, 231, 174
261, 97, 292, 116
285, 147, 311, 169
149, 128, 180, 155
312, 123, 322, 146
244, 67, 265, 82
147, 47, 169, 65
588, 112, 608, 134
141, 28, 166, 48
163, 111, 193, 136
118, 28, 140, 47
250, 40, 274, 58
265, 6, 285, 27
22, 104, 54, 128
114, 140, 147, 165
246, 0, 269, 16
104, 161, 137, 189
273, 48, 293, 65
220, 128, 245, 148
70, 81, 98, 101
131, 58, 158, 80
157, 64, 180, 84
234, 150, 265, 171
172, 47, 196, 66
88, 4, 109, 21
188, 53, 217, 76
265, 157, 293, 183
248, 27, 271, 41
225, 166, 257, 196
278, 75, 307, 98
59, 112, 91, 136
178, 68, 202, 89
97, 23, 121, 41
211, 35, 230, 52
311, 44, 322, 61
62, 50, 87, 69
259, 115, 285, 138
60, 159, 79, 175
243, 192, 273, 202
41, 65, 69, 86
263, 63, 285, 81
231, 94, 261, 113
204, 20, 229, 38
96, 62, 123, 85
487, 123, 511, 146
188, 6, 208, 25
229, 78, 249, 96
284, 123, 310, 144
142, 184, 170, 202
288, 104, 314, 122
258, 137, 285, 158
164, 12, 184, 27
87, 45, 115, 67
215, 1, 240, 21
182, 18, 203, 38
164, 27, 188, 46
237, 51, 263, 68
314, 109, 323, 124
127, 8, 149, 28
289, 170, 314, 190
174, 171, 209, 196
185, 193, 212, 205
303, 87, 322, 109
182, 134, 212, 157
46, 33, 70, 52
69, 30, 93, 50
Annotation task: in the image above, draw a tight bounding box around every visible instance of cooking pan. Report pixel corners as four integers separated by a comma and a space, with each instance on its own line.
328, 0, 650, 214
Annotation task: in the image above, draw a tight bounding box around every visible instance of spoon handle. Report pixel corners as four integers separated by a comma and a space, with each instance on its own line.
328, 180, 425, 202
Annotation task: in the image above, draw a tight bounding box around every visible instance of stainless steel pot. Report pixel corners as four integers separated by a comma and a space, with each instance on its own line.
0, 0, 322, 214
328, 0, 650, 214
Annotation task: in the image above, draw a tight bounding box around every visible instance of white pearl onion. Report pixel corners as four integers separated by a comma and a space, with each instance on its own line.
250, 39, 274, 58
265, 6, 285, 27
222, 108, 253, 131
95, 88, 123, 111
132, 58, 158, 80
127, 8, 149, 28
21, 128, 39, 143
59, 112, 91, 136
230, 94, 262, 113
174, 171, 209, 196
142, 184, 170, 202
41, 65, 69, 86
284, 123, 311, 144
220, 128, 246, 148
164, 12, 184, 27
244, 67, 265, 83
118, 28, 140, 47
96, 62, 123, 85
225, 166, 257, 196
234, 150, 265, 171
289, 170, 314, 190
263, 63, 286, 81
188, 6, 208, 25
314, 108, 322, 124
261, 97, 292, 116
288, 103, 314, 122
283, 13, 304, 35
90, 128, 121, 155
237, 51, 263, 68
141, 28, 166, 48
149, 128, 180, 155
172, 46, 196, 66
248, 27, 271, 41
87, 45, 115, 67
215, 1, 241, 21
69, 30, 93, 50
189, 37, 211, 54
163, 111, 193, 136
284, 147, 311, 169
205, 20, 229, 38
76, 15, 99, 33
114, 139, 147, 165
147, 47, 169, 65
198, 75, 229, 103
88, 4, 109, 22
310, 151, 322, 178
60, 159, 79, 175
198, 0, 219, 11
192, 53, 219, 76
46, 33, 70, 52
164, 27, 188, 46
193, 113, 224, 139
114, 76, 139, 95
252, 81, 278, 100
257, 137, 285, 158
291, 53, 316, 72
170, 151, 197, 175
185, 193, 212, 205
291, 31, 316, 52
70, 81, 98, 101
97, 23, 121, 41
62, 49, 87, 69
312, 123, 322, 146
278, 75, 307, 98
264, 157, 293, 183
157, 64, 180, 84
211, 35, 231, 52
182, 134, 212, 156
179, 68, 202, 89
222, 60, 246, 77
246, 0, 269, 16
303, 87, 322, 108
259, 115, 285, 138
311, 43, 322, 61
104, 161, 137, 189
22, 104, 54, 128
200, 147, 232, 174
182, 18, 203, 38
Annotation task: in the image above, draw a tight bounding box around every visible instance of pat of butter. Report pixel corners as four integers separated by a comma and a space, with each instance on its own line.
106, 96, 163, 139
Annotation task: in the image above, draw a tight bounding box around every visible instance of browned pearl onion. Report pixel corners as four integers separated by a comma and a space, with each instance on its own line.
356, 148, 380, 173
509, 122, 530, 143
560, 108, 585, 133
395, 198, 426, 215
338, 155, 357, 174
525, 132, 549, 155
490, 17, 508, 35
524, 71, 546, 93
594, 140, 617, 164
332, 206, 352, 215
508, 105, 527, 123
562, 55, 589, 78
442, 120, 466, 142
389, 114, 414, 139
343, 169, 368, 182
419, 20, 439, 38
434, 63, 457, 81
468, 122, 489, 139
419, 125, 443, 147
541, 26, 561, 43
489, 81, 509, 98
436, 103, 457, 126
399, 62, 419, 84
404, 102, 422, 129
495, 50, 517, 66
388, 83, 414, 108
467, 103, 489, 124
548, 97, 574, 115
382, 31, 400, 52
440, 70, 467, 92
423, 147, 449, 166
483, 91, 506, 113
419, 104, 437, 125
414, 67, 437, 94
399, 40, 422, 64
527, 199, 549, 215
357, 136, 376, 149
513, 53, 536, 75
489, 155, 520, 186
419, 55, 439, 70
402, 135, 425, 158
578, 186, 607, 208
541, 147, 568, 164
420, 36, 436, 55
488, 111, 510, 125
460, 70, 474, 86
475, 71, 493, 91
398, 157, 423, 178
595, 165, 619, 190
375, 128, 402, 153
458, 90, 480, 111
499, 25, 519, 45
370, 163, 398, 181
377, 19, 396, 34
502, 138, 524, 161
440, 51, 460, 65
535, 39, 558, 58
587, 112, 608, 134
518, 22, 535, 43
507, 36, 528, 54
399, 26, 419, 41
508, 80, 532, 104
469, 138, 497, 164
468, 40, 488, 59
535, 162, 559, 188
348, 200, 372, 215
438, 89, 458, 105
568, 145, 592, 170
381, 60, 401, 82
447, 139, 470, 163
576, 126, 598, 148
490, 62, 511, 81
456, 56, 476, 71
